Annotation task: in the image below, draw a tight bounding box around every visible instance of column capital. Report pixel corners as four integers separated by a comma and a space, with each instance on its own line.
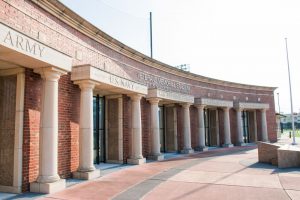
235, 107, 243, 112
180, 103, 192, 108
261, 108, 268, 112
128, 93, 144, 101
147, 97, 161, 105
34, 67, 67, 81
223, 107, 231, 112
74, 80, 96, 90
195, 104, 206, 110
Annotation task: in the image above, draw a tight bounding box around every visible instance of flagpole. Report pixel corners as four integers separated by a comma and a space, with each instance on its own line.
284, 38, 296, 145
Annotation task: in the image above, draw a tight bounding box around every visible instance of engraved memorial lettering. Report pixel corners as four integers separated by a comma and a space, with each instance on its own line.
137, 72, 191, 94
3, 31, 46, 57
110, 75, 134, 90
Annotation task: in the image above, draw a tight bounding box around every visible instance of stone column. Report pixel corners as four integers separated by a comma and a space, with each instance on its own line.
222, 107, 233, 147
73, 81, 100, 180
195, 105, 208, 151
216, 110, 220, 146
261, 109, 269, 142
148, 98, 164, 160
236, 108, 245, 146
181, 103, 194, 154
127, 94, 146, 164
253, 111, 258, 142
30, 67, 66, 194
173, 106, 178, 151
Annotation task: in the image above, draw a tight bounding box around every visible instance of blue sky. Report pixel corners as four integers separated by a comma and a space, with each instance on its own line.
61, 0, 300, 114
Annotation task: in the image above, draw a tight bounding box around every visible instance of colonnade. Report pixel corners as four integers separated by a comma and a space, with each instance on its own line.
30, 67, 270, 194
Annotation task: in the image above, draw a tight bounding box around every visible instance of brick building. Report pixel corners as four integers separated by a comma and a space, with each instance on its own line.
0, 0, 277, 194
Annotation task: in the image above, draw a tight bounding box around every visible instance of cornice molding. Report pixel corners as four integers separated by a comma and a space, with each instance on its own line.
195, 98, 233, 108
234, 102, 270, 110
147, 88, 194, 104
71, 64, 148, 95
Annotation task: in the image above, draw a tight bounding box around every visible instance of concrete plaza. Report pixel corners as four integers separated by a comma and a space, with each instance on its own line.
35, 145, 300, 200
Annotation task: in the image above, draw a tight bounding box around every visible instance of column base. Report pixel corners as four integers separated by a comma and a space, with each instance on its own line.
222, 144, 234, 148
30, 179, 66, 194
148, 154, 164, 161
237, 142, 247, 146
181, 148, 194, 154
195, 146, 208, 152
73, 169, 100, 180
127, 158, 146, 165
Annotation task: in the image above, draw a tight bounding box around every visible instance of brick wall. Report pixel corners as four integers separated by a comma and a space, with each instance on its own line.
122, 95, 131, 163
230, 109, 238, 145
0, 0, 278, 192
57, 74, 80, 178
266, 97, 277, 142
0, 0, 277, 144
141, 97, 151, 157
22, 70, 80, 191
218, 109, 225, 145
22, 69, 41, 192
0, 0, 276, 104
256, 110, 263, 141
190, 106, 197, 149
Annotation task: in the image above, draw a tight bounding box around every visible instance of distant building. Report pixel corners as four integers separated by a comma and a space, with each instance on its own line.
280, 113, 300, 129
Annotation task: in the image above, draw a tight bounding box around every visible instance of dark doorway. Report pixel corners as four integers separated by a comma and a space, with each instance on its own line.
93, 95, 105, 164
204, 109, 219, 147
204, 109, 211, 146
158, 106, 166, 152
242, 111, 250, 143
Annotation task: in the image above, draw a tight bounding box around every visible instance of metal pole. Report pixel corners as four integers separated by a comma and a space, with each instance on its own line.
150, 12, 153, 58
285, 38, 296, 145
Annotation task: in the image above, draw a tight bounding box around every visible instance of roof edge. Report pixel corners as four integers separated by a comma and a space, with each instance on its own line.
31, 0, 276, 92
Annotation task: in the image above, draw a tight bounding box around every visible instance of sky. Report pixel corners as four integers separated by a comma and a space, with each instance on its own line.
60, 0, 300, 114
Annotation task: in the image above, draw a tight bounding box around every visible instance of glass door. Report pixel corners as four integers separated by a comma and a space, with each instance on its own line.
93, 95, 105, 164
242, 111, 250, 143
158, 106, 166, 152
204, 109, 211, 146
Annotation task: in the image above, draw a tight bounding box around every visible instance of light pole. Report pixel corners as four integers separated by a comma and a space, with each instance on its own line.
284, 38, 296, 145
149, 12, 153, 58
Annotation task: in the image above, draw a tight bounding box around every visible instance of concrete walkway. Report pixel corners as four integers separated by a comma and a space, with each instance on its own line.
277, 133, 300, 147
39, 146, 300, 200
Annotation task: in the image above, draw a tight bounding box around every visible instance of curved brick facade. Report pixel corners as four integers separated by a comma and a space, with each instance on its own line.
0, 0, 276, 193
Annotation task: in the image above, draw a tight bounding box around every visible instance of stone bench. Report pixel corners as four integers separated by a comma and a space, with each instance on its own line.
257, 142, 281, 166
258, 141, 300, 168
278, 145, 300, 168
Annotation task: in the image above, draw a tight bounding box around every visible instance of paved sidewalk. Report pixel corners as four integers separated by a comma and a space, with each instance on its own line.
277, 133, 300, 147
39, 146, 300, 200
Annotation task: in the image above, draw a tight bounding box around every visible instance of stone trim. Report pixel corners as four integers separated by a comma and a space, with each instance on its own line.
0, 22, 72, 72
105, 94, 123, 99
194, 98, 233, 108
147, 88, 194, 104
0, 68, 25, 193
0, 68, 25, 76
31, 0, 276, 91
71, 65, 148, 95
234, 102, 269, 110
14, 70, 25, 193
